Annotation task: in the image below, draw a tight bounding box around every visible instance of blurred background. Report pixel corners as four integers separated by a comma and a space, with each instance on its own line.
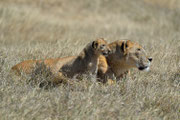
1, 0, 180, 44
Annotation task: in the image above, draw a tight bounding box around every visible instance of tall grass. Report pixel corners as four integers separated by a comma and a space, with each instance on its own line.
0, 0, 179, 119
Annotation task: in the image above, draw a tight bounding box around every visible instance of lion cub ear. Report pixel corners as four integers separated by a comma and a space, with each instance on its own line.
121, 41, 128, 53
92, 41, 98, 49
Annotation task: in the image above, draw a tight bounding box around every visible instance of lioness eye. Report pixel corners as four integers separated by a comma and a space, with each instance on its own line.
137, 48, 141, 51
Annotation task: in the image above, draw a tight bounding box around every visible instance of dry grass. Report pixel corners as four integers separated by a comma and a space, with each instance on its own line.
0, 0, 180, 119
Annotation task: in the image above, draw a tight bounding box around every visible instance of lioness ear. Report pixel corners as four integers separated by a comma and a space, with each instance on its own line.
92, 41, 98, 49
121, 41, 128, 53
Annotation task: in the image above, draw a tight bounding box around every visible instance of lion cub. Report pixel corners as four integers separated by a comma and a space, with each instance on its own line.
11, 38, 111, 83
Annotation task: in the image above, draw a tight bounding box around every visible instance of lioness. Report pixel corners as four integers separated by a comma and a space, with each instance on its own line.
97, 40, 152, 83
11, 38, 111, 83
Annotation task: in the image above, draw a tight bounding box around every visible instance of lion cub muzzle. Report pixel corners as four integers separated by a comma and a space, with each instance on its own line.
102, 48, 111, 57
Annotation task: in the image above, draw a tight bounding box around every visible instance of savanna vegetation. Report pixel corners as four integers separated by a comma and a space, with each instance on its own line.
0, 0, 179, 119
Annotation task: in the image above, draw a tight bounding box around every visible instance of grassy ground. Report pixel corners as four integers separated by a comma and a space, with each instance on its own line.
0, 0, 180, 119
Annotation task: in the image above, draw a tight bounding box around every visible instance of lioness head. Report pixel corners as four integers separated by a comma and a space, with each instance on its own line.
92, 38, 111, 56
109, 40, 152, 71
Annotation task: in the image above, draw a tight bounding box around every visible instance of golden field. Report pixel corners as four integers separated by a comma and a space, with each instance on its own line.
0, 0, 180, 119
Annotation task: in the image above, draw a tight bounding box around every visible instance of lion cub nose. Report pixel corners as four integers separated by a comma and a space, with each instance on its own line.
108, 49, 112, 54
148, 57, 152, 62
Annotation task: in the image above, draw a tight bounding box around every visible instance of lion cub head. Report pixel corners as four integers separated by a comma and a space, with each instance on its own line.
92, 38, 111, 56
110, 40, 152, 71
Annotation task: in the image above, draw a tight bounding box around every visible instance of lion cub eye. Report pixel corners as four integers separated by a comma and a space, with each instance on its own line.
101, 44, 105, 47
100, 44, 105, 48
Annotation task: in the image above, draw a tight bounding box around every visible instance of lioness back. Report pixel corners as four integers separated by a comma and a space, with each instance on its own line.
11, 57, 74, 77
11, 60, 38, 76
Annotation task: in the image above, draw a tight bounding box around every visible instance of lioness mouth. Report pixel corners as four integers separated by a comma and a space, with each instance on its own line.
102, 52, 108, 56
138, 66, 148, 71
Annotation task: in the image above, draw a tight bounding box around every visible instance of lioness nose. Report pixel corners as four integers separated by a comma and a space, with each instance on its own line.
148, 57, 152, 62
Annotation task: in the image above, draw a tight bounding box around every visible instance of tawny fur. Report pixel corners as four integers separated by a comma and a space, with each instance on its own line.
11, 38, 111, 83
97, 40, 152, 83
